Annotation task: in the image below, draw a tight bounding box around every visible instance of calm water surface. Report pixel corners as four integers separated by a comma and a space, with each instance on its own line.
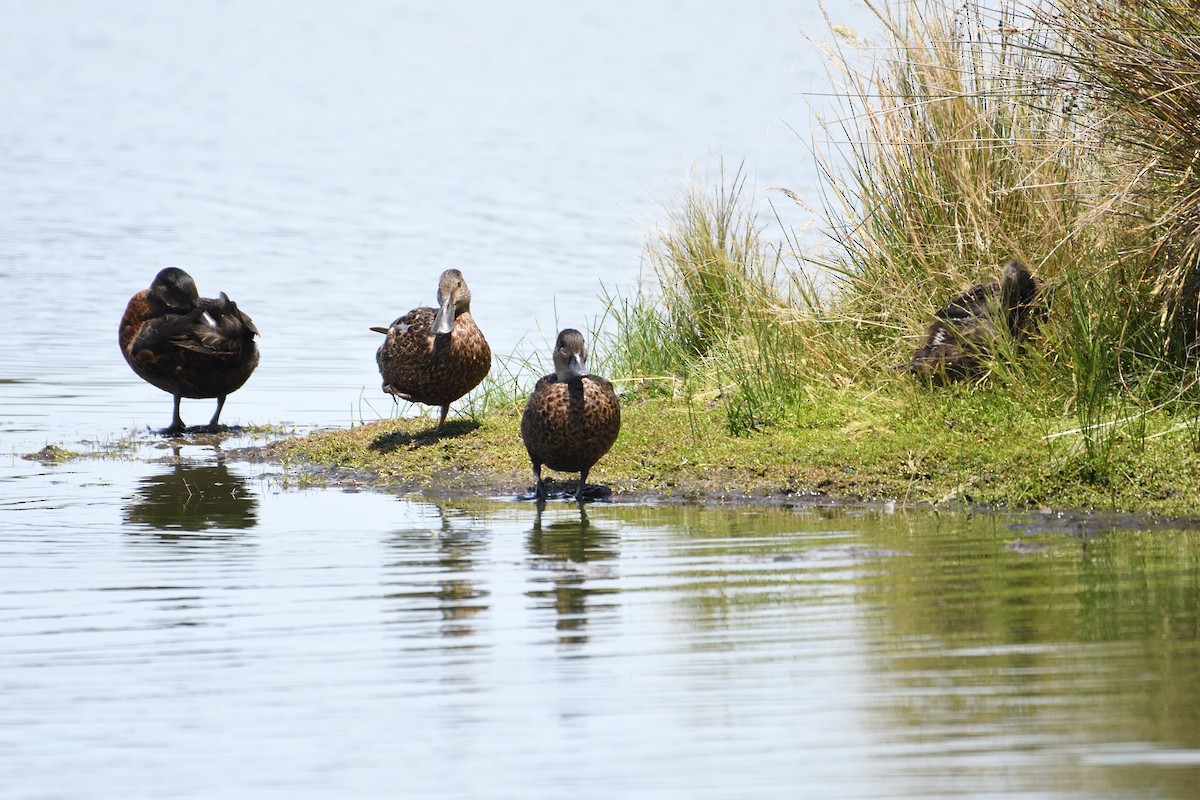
5, 454, 1200, 798
6, 2, 1200, 798
2, 0, 861, 442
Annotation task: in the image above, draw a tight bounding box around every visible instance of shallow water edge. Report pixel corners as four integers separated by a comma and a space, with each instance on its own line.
202, 397, 1200, 522
11, 424, 1200, 800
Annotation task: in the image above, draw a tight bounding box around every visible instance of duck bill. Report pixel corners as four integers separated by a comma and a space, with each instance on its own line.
569, 353, 588, 378
431, 297, 456, 335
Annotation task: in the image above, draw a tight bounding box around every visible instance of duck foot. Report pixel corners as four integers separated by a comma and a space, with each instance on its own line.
519, 479, 611, 502
156, 423, 237, 437
382, 384, 413, 401
519, 478, 573, 502
569, 483, 613, 502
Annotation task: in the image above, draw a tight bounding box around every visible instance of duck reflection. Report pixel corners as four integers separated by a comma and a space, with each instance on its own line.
384, 503, 489, 641
526, 501, 620, 647
124, 455, 258, 536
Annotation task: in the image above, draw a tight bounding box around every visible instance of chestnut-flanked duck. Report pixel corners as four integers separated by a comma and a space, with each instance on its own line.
119, 267, 259, 434
521, 328, 621, 501
371, 269, 491, 433
908, 258, 1044, 381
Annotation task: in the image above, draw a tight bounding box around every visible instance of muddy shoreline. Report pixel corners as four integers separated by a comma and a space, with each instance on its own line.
222, 436, 1200, 535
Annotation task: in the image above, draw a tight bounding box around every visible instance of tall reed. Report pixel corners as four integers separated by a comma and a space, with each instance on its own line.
609, 0, 1200, 475
608, 167, 784, 392
808, 2, 1110, 366
1048, 0, 1200, 354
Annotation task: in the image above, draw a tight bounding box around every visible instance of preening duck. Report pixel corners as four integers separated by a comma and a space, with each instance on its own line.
907, 258, 1044, 382
119, 267, 259, 434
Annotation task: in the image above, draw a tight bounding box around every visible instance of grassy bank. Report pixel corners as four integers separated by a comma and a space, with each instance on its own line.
266, 384, 1200, 514
265, 0, 1200, 514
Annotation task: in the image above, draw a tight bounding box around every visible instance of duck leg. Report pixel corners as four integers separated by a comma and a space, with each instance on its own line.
206, 395, 227, 430
576, 467, 590, 502
163, 394, 186, 436
532, 461, 546, 500
435, 404, 450, 433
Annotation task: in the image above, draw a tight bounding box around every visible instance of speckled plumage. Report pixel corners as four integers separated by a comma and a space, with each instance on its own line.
521, 329, 621, 500
372, 269, 491, 432
119, 267, 259, 434
908, 258, 1045, 382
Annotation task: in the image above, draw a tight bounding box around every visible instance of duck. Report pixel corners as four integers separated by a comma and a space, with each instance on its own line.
371, 269, 491, 433
119, 267, 259, 434
521, 328, 621, 501
907, 258, 1044, 382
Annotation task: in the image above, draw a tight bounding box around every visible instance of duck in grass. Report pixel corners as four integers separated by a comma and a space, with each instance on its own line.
907, 258, 1045, 382
119, 267, 259, 435
521, 328, 621, 501
371, 269, 491, 433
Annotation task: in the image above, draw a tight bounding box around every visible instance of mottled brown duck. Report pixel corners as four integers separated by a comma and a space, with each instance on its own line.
908, 258, 1045, 382
371, 268, 491, 433
521, 328, 621, 501
119, 267, 259, 434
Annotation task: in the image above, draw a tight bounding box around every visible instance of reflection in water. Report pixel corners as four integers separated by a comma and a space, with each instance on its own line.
858, 516, 1200, 799
383, 502, 490, 641
11, 481, 1200, 798
123, 454, 259, 534
526, 501, 620, 646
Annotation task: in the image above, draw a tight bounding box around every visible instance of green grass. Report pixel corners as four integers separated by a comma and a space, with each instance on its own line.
602, 0, 1200, 495
23, 445, 81, 464
270, 385, 1200, 514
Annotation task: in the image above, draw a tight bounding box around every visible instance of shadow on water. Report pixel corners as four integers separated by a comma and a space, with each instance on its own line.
526, 501, 621, 647
122, 450, 259, 537
369, 419, 482, 452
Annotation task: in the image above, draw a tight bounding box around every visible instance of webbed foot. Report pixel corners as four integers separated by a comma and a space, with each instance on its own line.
382, 384, 413, 400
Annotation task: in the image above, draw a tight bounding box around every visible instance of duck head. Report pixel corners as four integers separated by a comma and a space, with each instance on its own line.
431, 269, 472, 335
552, 328, 589, 380
149, 267, 201, 313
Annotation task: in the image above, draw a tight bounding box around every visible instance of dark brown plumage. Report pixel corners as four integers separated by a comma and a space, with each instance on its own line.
371, 269, 491, 432
521, 329, 621, 500
908, 258, 1045, 382
119, 267, 259, 434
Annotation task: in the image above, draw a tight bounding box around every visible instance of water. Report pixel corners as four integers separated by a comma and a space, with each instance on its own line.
6, 458, 1200, 798
6, 2, 1200, 797
2, 0, 859, 443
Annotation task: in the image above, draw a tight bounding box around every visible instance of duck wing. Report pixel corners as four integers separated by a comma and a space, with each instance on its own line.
376, 307, 436, 358
935, 280, 1000, 324
383, 307, 434, 337
173, 293, 258, 358
212, 292, 259, 336
129, 306, 207, 357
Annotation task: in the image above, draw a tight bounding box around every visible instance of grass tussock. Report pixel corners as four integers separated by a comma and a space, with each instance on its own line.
1051, 1, 1200, 351
814, 2, 1091, 345
608, 164, 785, 401
605, 0, 1200, 498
